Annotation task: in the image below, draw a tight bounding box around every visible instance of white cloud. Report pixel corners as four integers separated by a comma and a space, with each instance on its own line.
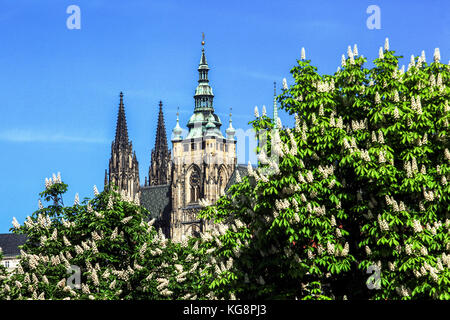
0, 129, 107, 143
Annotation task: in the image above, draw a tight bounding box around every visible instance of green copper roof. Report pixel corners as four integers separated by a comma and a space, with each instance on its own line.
171, 109, 183, 141
184, 42, 224, 140
195, 84, 214, 96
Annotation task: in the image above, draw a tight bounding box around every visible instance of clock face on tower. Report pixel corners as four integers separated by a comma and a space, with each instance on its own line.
190, 171, 200, 186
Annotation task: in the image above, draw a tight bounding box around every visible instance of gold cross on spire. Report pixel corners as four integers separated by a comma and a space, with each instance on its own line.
202, 32, 205, 46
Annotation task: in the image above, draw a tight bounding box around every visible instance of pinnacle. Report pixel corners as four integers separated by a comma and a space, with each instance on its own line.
114, 91, 129, 147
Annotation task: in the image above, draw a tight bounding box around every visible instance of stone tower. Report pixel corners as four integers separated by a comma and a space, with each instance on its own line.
106, 92, 140, 200
170, 39, 237, 241
147, 101, 171, 186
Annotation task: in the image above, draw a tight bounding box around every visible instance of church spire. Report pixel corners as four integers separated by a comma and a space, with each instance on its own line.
185, 35, 223, 139
194, 33, 214, 112
172, 107, 183, 141
154, 101, 169, 153
149, 101, 171, 186
107, 91, 140, 199
226, 107, 236, 139
114, 92, 129, 147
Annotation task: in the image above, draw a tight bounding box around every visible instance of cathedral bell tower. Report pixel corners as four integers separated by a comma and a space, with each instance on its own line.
170, 35, 237, 241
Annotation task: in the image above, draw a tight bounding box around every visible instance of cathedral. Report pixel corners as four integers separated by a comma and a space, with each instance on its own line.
104, 40, 242, 241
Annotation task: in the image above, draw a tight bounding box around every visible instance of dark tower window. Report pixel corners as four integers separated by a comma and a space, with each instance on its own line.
189, 170, 200, 203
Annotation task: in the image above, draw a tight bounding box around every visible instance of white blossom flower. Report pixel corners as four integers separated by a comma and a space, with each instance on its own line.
121, 216, 133, 224
378, 130, 384, 144
50, 228, 58, 241
107, 195, 114, 210
341, 54, 346, 67
353, 44, 358, 56
38, 200, 43, 210
405, 243, 412, 255
347, 45, 354, 64
420, 246, 428, 256
301, 47, 306, 60
327, 242, 335, 255
57, 279, 66, 288
444, 148, 450, 161
110, 227, 118, 240
282, 78, 288, 90
420, 165, 426, 175
93, 185, 99, 196
375, 92, 381, 105
421, 50, 426, 63
82, 283, 90, 295
411, 157, 418, 173
306, 171, 314, 183
254, 106, 259, 118
276, 117, 282, 128
378, 47, 384, 59
74, 193, 80, 206
412, 220, 422, 233
378, 150, 386, 164
384, 38, 389, 51
261, 105, 267, 117
342, 243, 349, 256
12, 217, 20, 229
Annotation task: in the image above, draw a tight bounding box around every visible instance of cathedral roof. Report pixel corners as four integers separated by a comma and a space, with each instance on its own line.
0, 233, 27, 258
140, 185, 172, 221
225, 164, 250, 192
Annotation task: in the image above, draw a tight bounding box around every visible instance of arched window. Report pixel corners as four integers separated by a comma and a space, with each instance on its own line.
189, 169, 200, 203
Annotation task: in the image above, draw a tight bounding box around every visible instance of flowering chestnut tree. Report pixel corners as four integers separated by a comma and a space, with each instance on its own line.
4, 174, 213, 300
199, 39, 449, 300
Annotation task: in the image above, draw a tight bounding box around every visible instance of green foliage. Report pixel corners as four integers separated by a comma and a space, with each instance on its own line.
3, 179, 214, 300
199, 42, 450, 300
2, 41, 449, 300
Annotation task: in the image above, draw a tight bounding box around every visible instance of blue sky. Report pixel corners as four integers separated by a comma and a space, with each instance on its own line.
0, 0, 448, 232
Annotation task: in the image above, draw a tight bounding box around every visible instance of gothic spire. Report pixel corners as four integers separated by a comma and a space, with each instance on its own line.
154, 101, 169, 154
107, 91, 140, 199
149, 101, 171, 186
114, 92, 129, 147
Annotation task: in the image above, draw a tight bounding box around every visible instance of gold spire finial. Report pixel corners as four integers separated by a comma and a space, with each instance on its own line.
202, 32, 205, 46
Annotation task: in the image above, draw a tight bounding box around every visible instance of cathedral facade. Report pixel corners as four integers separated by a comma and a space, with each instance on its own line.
105, 41, 239, 241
